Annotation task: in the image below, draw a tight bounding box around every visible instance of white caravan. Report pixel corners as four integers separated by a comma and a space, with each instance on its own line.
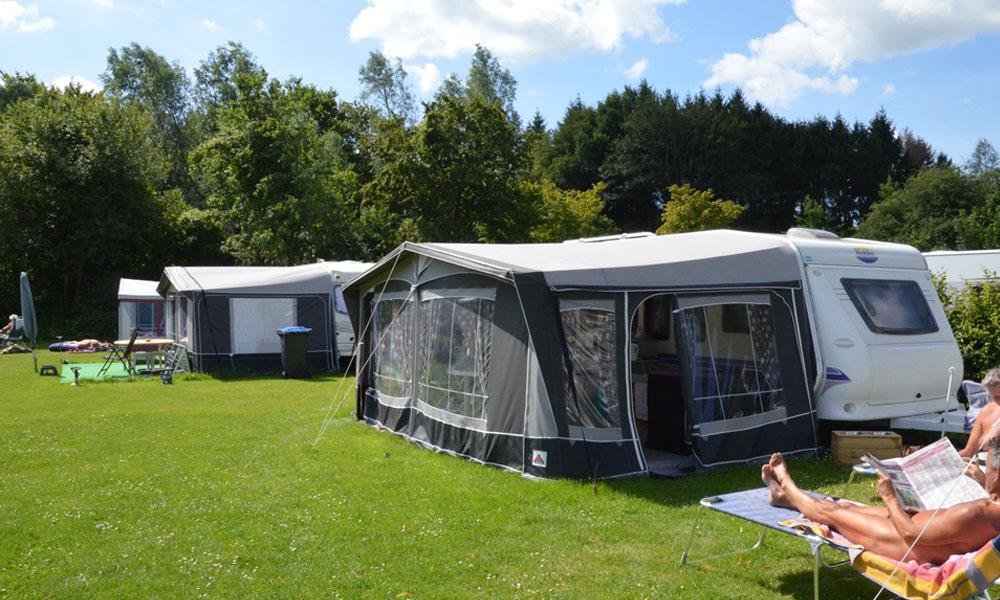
783, 229, 963, 422
923, 249, 1000, 290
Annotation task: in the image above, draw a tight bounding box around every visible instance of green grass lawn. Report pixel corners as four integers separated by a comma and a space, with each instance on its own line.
0, 350, 948, 599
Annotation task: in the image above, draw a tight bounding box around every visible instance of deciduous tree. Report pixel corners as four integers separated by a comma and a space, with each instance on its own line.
656, 184, 744, 234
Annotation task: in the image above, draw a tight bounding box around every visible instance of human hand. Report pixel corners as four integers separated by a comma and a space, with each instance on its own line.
876, 474, 896, 501
966, 461, 986, 487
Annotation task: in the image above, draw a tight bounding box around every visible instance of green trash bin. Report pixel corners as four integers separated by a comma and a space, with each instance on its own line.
277, 326, 311, 379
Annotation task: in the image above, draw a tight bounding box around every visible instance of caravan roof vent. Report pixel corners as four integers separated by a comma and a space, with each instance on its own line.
786, 227, 840, 240
563, 231, 656, 244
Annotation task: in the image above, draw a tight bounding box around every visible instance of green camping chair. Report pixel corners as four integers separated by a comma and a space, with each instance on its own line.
97, 327, 139, 378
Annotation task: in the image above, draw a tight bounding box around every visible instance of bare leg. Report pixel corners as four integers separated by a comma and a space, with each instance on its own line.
762, 464, 792, 508
767, 453, 909, 559
768, 453, 888, 516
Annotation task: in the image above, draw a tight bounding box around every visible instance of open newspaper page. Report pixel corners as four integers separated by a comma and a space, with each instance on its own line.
861, 437, 986, 511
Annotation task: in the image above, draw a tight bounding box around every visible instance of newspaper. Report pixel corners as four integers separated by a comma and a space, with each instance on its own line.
861, 437, 987, 512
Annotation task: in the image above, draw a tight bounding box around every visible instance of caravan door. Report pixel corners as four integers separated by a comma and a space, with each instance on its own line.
672, 291, 817, 468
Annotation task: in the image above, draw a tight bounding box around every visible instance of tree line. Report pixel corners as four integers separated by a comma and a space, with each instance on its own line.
0, 42, 997, 338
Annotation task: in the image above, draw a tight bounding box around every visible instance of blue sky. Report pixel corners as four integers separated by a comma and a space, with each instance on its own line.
2, 0, 999, 163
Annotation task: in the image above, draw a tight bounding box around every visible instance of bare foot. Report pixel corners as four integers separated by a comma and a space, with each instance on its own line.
769, 453, 790, 485
762, 464, 792, 508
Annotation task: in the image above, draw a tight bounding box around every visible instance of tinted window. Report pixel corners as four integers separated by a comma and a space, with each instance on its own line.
841, 279, 938, 335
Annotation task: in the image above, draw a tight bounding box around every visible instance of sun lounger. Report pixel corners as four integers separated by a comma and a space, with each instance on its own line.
681, 487, 1000, 600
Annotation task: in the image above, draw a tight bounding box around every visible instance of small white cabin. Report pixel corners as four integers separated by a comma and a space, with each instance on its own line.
118, 278, 166, 340
923, 249, 1000, 290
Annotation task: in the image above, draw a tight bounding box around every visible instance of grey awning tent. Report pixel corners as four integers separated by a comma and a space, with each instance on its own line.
344, 230, 820, 479
157, 261, 370, 374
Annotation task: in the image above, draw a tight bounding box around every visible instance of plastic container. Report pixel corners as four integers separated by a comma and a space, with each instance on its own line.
277, 326, 311, 379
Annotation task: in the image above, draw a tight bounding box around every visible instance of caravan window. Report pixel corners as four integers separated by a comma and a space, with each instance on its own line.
134, 302, 162, 336
842, 279, 938, 335
372, 298, 414, 401
561, 305, 619, 429
676, 302, 785, 425
417, 297, 494, 421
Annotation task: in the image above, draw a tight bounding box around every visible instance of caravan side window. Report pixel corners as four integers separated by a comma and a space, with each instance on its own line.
561, 305, 620, 429
841, 279, 938, 335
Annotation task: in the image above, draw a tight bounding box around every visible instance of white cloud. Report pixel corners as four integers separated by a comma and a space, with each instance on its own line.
92, 0, 113, 8
349, 0, 683, 63
201, 18, 220, 30
406, 62, 441, 93
705, 0, 1000, 107
881, 83, 896, 96
0, 1, 55, 32
624, 57, 648, 80
253, 18, 266, 32
52, 76, 101, 93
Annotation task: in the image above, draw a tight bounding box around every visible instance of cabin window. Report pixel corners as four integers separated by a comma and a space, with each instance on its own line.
676, 302, 785, 425
417, 297, 494, 421
561, 305, 620, 429
372, 298, 415, 401
841, 279, 938, 335
134, 302, 163, 336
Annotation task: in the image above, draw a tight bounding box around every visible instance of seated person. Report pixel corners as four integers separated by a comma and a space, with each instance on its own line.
1, 314, 16, 335
958, 367, 1000, 458
901, 367, 1000, 459
763, 437, 1000, 564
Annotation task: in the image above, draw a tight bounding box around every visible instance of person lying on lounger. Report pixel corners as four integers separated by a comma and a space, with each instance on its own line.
763, 437, 1000, 564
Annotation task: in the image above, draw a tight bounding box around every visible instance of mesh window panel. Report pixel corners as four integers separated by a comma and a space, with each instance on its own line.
372, 299, 414, 400
677, 303, 784, 425
231, 298, 296, 354
561, 308, 619, 429
418, 297, 493, 420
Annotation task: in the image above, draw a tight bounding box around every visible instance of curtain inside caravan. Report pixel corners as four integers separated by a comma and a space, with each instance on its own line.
674, 295, 785, 433
416, 296, 494, 422
560, 300, 620, 430
372, 298, 414, 405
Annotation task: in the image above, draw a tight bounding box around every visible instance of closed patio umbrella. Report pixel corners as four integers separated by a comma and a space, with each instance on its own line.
20, 271, 37, 372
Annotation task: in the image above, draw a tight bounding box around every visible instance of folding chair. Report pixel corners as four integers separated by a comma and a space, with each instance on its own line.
137, 343, 186, 377
0, 317, 24, 347
681, 487, 1000, 600
97, 327, 139, 378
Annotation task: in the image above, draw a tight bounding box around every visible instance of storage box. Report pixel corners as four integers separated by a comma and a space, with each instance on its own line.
831, 430, 902, 466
